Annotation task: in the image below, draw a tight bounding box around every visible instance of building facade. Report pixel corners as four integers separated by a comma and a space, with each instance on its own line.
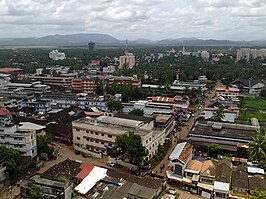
72, 115, 166, 159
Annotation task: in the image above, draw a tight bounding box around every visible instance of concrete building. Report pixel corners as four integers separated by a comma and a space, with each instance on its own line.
102, 65, 115, 74
189, 119, 260, 151
72, 78, 96, 94
0, 74, 11, 87
72, 114, 167, 159
49, 50, 66, 60
231, 78, 265, 95
88, 41, 96, 52
20, 174, 72, 199
237, 48, 266, 61
215, 86, 239, 99
166, 142, 193, 183
119, 53, 136, 69
0, 107, 37, 157
41, 93, 107, 110
29, 75, 73, 88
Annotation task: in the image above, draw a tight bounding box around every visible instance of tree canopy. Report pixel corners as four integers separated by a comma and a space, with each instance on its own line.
250, 189, 266, 199
107, 100, 123, 111
247, 129, 266, 168
0, 145, 20, 175
207, 143, 221, 158
37, 135, 54, 158
112, 132, 148, 165
129, 109, 144, 116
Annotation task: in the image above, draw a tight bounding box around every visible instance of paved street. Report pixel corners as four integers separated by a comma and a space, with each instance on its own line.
38, 142, 109, 174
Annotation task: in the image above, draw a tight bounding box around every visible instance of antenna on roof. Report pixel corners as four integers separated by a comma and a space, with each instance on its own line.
125, 39, 128, 54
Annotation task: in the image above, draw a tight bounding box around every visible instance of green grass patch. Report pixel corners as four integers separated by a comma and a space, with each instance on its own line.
240, 97, 266, 120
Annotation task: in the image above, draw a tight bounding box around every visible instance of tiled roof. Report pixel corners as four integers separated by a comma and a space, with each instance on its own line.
41, 159, 81, 179
0, 107, 11, 116
231, 170, 248, 189
75, 164, 94, 180
0, 68, 23, 73
200, 160, 218, 178
178, 143, 193, 163
249, 177, 266, 191
186, 160, 203, 172
215, 160, 232, 183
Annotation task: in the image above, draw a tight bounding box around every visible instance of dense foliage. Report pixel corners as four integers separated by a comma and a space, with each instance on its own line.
112, 132, 148, 165
36, 135, 54, 158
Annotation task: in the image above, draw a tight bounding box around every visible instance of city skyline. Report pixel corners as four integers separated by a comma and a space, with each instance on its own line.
0, 0, 265, 40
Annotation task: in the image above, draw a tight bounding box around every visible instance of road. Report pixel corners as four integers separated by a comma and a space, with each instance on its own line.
38, 143, 109, 174
152, 89, 214, 177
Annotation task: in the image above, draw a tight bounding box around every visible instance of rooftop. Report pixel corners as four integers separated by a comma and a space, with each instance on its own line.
200, 160, 218, 178
190, 120, 259, 141
114, 113, 153, 124
0, 107, 11, 116
249, 177, 266, 191
185, 160, 203, 173
0, 68, 23, 73
169, 142, 193, 164
231, 169, 248, 189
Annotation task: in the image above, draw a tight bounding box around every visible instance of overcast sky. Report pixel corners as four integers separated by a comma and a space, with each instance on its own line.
0, 0, 265, 40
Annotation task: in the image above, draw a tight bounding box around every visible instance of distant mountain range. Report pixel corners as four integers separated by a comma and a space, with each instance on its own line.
0, 33, 266, 47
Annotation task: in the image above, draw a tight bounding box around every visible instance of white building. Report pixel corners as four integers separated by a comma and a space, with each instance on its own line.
0, 74, 11, 87
102, 65, 115, 74
0, 107, 38, 157
231, 79, 265, 95
237, 48, 266, 61
72, 114, 166, 159
49, 50, 66, 61
215, 86, 239, 99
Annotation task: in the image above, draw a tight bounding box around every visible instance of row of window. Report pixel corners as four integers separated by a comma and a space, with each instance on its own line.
85, 138, 113, 147
75, 129, 113, 138
0, 136, 23, 140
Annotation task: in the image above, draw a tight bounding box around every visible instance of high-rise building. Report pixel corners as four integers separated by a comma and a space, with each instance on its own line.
119, 39, 136, 69
236, 48, 266, 61
88, 41, 96, 52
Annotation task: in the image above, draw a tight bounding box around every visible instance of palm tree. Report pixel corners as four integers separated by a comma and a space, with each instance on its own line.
212, 105, 225, 122
247, 129, 266, 161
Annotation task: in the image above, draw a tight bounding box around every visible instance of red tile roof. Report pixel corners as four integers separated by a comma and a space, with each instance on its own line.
0, 68, 23, 73
75, 163, 94, 179
0, 107, 11, 116
151, 96, 175, 103
186, 160, 203, 172
179, 143, 193, 163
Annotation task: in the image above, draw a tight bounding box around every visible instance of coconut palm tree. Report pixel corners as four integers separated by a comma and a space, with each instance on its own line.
212, 105, 225, 122
247, 129, 266, 161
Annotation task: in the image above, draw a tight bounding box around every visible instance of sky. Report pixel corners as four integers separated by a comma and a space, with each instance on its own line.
0, 0, 265, 40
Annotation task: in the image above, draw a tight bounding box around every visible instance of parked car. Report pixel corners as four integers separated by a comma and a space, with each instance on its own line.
107, 161, 118, 167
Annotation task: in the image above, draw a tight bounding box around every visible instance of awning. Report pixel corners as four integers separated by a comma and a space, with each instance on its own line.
166, 171, 182, 182
197, 182, 214, 191
182, 177, 192, 184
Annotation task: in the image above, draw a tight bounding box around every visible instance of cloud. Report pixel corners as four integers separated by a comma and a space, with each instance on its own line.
0, 0, 264, 40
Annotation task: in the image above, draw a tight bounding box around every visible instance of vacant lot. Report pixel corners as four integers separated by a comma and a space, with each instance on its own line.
240, 97, 266, 120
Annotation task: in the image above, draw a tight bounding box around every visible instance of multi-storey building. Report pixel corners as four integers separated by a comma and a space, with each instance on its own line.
29, 75, 73, 88
72, 114, 168, 159
0, 107, 37, 157
119, 53, 136, 69
41, 93, 107, 110
72, 78, 96, 94
215, 86, 239, 99
237, 48, 266, 61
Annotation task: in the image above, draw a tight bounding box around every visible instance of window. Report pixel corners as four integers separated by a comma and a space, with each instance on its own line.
95, 141, 99, 143
76, 129, 80, 132
101, 134, 104, 136
108, 135, 112, 138
86, 138, 90, 142
108, 143, 112, 147
146, 140, 148, 144
86, 131, 89, 134
149, 137, 151, 141
101, 142, 104, 144
76, 137, 80, 140
91, 132, 94, 134
14, 137, 23, 141
95, 132, 98, 135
